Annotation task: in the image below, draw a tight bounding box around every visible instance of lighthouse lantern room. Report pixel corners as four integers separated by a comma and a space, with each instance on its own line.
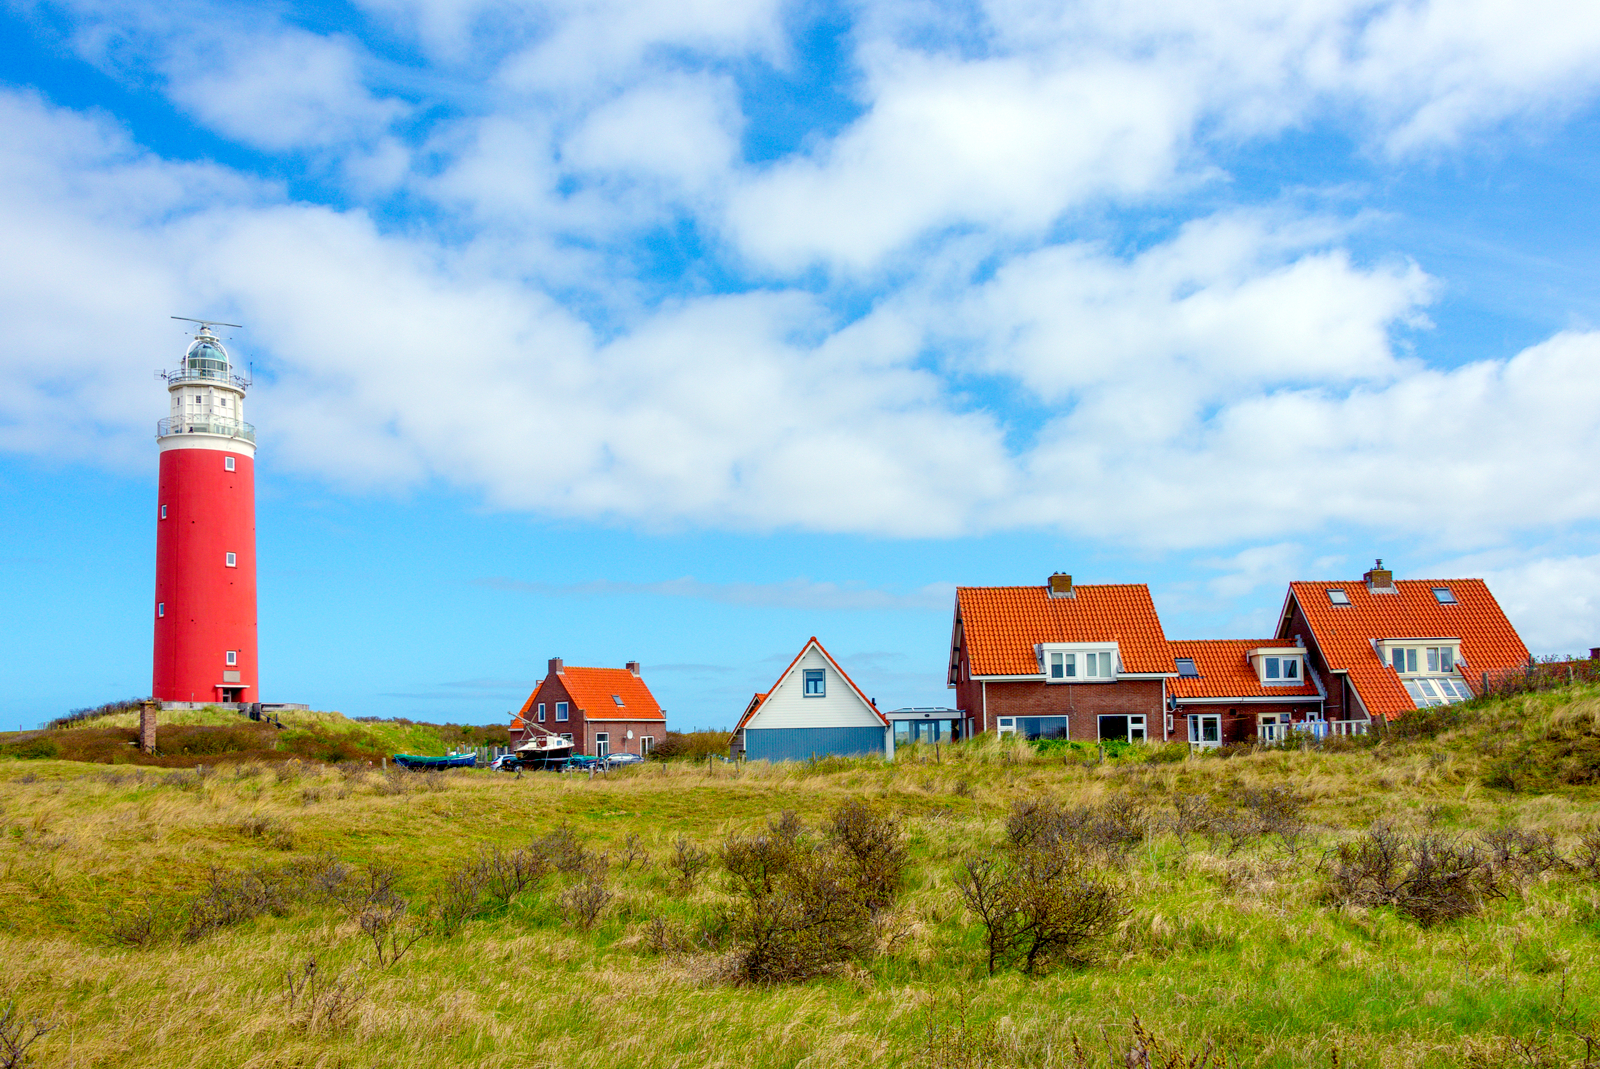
152, 322, 258, 706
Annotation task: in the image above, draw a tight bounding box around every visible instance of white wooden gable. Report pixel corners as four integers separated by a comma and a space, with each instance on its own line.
746, 640, 884, 731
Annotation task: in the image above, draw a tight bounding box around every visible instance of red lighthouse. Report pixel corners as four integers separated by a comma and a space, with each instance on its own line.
152, 321, 257, 705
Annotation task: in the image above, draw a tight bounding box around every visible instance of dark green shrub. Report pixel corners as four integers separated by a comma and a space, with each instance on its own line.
2, 737, 60, 760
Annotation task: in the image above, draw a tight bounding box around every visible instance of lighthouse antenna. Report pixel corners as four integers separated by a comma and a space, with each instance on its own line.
171, 315, 243, 331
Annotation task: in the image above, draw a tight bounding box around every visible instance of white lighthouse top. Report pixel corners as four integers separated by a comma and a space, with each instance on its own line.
158, 322, 255, 453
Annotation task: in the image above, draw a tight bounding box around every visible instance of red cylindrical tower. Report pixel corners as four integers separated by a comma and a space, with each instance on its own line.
152, 325, 258, 705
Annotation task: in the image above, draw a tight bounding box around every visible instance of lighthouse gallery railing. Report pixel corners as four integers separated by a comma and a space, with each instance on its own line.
156, 417, 256, 443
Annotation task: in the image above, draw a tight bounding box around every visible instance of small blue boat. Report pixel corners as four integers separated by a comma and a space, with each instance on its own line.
393, 752, 477, 770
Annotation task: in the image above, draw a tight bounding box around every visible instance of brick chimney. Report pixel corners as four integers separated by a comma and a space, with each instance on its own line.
549, 657, 564, 675
1046, 573, 1075, 598
625, 661, 641, 677
1363, 559, 1395, 593
139, 698, 158, 755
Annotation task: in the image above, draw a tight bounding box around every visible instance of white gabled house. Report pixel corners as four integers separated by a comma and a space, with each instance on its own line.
730, 637, 892, 762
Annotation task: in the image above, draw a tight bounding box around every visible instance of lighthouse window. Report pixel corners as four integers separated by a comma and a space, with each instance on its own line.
160, 505, 167, 519
224, 456, 236, 472
157, 603, 164, 617
226, 552, 237, 567
226, 651, 238, 666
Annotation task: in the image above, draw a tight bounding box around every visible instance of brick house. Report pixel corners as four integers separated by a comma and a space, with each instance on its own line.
1166, 639, 1326, 747
513, 658, 666, 758
1273, 560, 1530, 728
948, 574, 1177, 742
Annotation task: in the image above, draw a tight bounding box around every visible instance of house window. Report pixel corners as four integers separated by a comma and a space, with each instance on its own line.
804, 670, 825, 697
1405, 678, 1473, 708
1041, 644, 1115, 682
1016, 716, 1069, 740
612, 695, 625, 706
1391, 648, 1418, 673
1425, 647, 1454, 673
594, 733, 609, 759
560, 733, 573, 743
224, 456, 236, 472
996, 718, 1016, 735
1175, 658, 1199, 678
537, 703, 546, 723
640, 736, 653, 755
160, 504, 167, 519
225, 552, 237, 567
1432, 587, 1457, 604
1263, 657, 1301, 683
157, 602, 164, 617
556, 702, 569, 722
226, 651, 237, 666
1327, 589, 1350, 605
1098, 715, 1146, 742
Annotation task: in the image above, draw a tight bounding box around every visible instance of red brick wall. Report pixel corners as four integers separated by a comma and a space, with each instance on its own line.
1277, 598, 1351, 722
1175, 701, 1320, 744
983, 679, 1165, 741
583, 721, 666, 757
512, 672, 667, 756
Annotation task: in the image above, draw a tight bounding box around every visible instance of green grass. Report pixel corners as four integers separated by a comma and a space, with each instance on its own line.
0, 688, 1596, 1066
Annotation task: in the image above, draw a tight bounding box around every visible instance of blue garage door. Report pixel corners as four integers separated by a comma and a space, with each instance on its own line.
744, 727, 886, 762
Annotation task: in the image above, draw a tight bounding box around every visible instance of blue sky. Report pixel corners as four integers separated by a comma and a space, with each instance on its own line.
3, 0, 1599, 731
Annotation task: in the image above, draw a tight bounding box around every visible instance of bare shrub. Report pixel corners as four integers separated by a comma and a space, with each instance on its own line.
359, 899, 428, 966
299, 786, 323, 806
618, 832, 650, 872
558, 872, 612, 931
273, 760, 303, 784
956, 846, 1125, 975
643, 916, 695, 955
0, 1000, 52, 1068
373, 770, 411, 796
1238, 787, 1310, 857
1005, 795, 1147, 863
1481, 828, 1564, 882
107, 899, 172, 947
1117, 1014, 1230, 1069
825, 799, 908, 912
535, 824, 592, 874
670, 835, 712, 891
1574, 831, 1600, 881
283, 956, 366, 1033
483, 844, 553, 902
184, 866, 300, 941
1323, 825, 1504, 927
430, 859, 490, 936
723, 848, 874, 983
415, 771, 449, 793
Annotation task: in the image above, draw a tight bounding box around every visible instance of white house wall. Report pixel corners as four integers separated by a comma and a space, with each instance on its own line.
747, 646, 883, 730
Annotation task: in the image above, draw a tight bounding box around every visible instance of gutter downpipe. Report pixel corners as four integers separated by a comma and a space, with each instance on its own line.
982, 681, 988, 736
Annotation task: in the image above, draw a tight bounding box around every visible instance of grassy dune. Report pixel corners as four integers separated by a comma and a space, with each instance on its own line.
0, 688, 1597, 1067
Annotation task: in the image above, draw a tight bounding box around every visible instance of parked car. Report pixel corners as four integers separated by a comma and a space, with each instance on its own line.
489, 754, 520, 772
605, 752, 643, 766
562, 754, 601, 772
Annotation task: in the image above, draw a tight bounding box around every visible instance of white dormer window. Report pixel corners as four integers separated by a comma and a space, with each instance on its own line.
1040, 643, 1118, 683
1249, 647, 1303, 686
1383, 640, 1459, 677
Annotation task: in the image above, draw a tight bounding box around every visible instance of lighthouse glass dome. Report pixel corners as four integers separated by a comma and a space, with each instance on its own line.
184, 335, 231, 380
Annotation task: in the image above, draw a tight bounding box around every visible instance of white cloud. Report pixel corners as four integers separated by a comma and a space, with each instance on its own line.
561, 73, 743, 198
1428, 551, 1600, 656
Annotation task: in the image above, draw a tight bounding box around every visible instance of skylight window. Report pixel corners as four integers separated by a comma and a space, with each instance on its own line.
1175, 658, 1199, 678
612, 695, 625, 706
1327, 589, 1350, 605
1432, 587, 1457, 604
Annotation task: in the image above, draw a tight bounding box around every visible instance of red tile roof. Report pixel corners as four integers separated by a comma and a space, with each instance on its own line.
1168, 639, 1321, 700
517, 666, 665, 721
955, 584, 1174, 676
1283, 579, 1528, 719
733, 639, 888, 734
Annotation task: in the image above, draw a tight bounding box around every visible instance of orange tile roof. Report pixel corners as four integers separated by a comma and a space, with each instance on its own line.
1168, 639, 1321, 700
955, 584, 1174, 676
516, 666, 664, 721
1283, 579, 1528, 720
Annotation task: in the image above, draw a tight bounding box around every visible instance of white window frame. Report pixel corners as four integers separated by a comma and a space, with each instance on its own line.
640, 736, 653, 755
1097, 713, 1146, 742
803, 669, 825, 697
1188, 713, 1222, 747
594, 732, 609, 759
157, 602, 164, 617
1326, 589, 1350, 605
160, 504, 167, 519
224, 456, 236, 472
1039, 643, 1118, 683
996, 717, 1016, 736
225, 552, 237, 568
536, 702, 546, 723
226, 651, 237, 666
556, 702, 569, 722
1261, 655, 1302, 685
